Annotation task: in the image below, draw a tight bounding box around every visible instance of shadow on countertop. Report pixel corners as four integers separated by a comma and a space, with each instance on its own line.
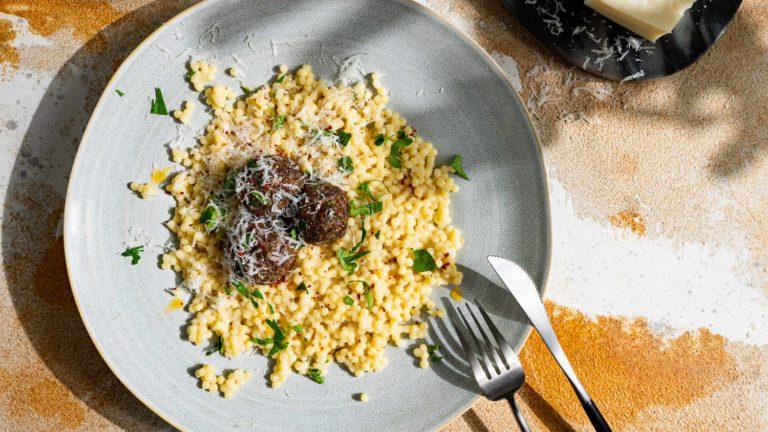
1, 1, 197, 430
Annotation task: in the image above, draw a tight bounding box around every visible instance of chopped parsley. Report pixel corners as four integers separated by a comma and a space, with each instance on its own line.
275, 75, 285, 84
251, 337, 273, 346
268, 303, 275, 314
266, 319, 288, 357
250, 297, 259, 309
232, 280, 250, 299
185, 69, 196, 80
374, 230, 381, 239
357, 180, 390, 201
307, 368, 325, 384
291, 324, 303, 334
374, 133, 387, 146
296, 281, 307, 291
274, 115, 286, 130
224, 284, 233, 295
349, 281, 374, 309
427, 344, 443, 363
351, 228, 366, 252
149, 87, 168, 115
450, 155, 469, 180
337, 249, 369, 274
336, 130, 352, 146
241, 85, 253, 93
338, 156, 354, 172
200, 201, 225, 232
412, 249, 437, 273
387, 136, 413, 168
247, 190, 268, 206
206, 335, 224, 356
120, 245, 143, 265
343, 295, 355, 306
115, 89, 125, 97
397, 130, 407, 139
252, 288, 264, 300
349, 200, 383, 217
220, 170, 238, 197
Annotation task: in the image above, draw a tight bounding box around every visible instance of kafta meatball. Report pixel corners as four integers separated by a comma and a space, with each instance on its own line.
297, 182, 349, 244
235, 155, 306, 217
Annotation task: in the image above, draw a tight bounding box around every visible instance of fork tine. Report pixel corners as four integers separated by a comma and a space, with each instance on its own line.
450, 304, 489, 382
457, 305, 497, 378
476, 300, 519, 369
465, 304, 506, 373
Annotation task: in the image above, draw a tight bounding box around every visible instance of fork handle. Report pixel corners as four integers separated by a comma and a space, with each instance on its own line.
505, 394, 531, 432
581, 399, 612, 432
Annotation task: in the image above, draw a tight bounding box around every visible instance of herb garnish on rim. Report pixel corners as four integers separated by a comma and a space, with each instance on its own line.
150, 87, 168, 115
120, 245, 144, 265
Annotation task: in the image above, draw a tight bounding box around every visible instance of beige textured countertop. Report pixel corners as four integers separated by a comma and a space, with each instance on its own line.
0, 0, 766, 430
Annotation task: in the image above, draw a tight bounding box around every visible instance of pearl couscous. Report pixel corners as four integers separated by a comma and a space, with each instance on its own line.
163, 62, 463, 390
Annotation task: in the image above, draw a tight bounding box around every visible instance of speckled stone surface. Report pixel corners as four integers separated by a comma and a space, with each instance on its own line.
1, 0, 767, 431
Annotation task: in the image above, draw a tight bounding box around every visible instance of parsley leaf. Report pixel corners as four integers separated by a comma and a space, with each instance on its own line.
241, 85, 253, 93
296, 281, 307, 291
252, 288, 264, 300
374, 230, 381, 239
232, 280, 250, 299
268, 303, 274, 314
412, 249, 437, 273
200, 201, 226, 232
120, 245, 144, 265
275, 75, 285, 84
338, 156, 354, 172
274, 115, 286, 130
450, 155, 469, 180
427, 344, 443, 362
206, 335, 224, 356
357, 180, 390, 201
387, 137, 413, 168
307, 368, 325, 384
349, 281, 374, 309
336, 130, 352, 146
150, 87, 168, 115
247, 190, 268, 207
266, 319, 288, 357
349, 201, 383, 217
220, 170, 238, 198
337, 249, 369, 274
185, 70, 196, 80
351, 228, 366, 252
397, 130, 407, 139
374, 133, 386, 146
291, 324, 303, 334
251, 337, 273, 346
343, 295, 355, 306
115, 89, 125, 97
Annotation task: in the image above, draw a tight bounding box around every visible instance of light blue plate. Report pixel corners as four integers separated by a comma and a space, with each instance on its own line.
63, 0, 550, 430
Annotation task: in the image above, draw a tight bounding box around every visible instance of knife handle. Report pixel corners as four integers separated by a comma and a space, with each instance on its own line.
581, 399, 612, 432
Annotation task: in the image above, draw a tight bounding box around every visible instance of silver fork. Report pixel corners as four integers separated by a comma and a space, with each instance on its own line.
451, 301, 531, 432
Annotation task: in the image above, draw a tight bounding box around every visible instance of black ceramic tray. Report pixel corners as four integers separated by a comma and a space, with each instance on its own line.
501, 0, 742, 81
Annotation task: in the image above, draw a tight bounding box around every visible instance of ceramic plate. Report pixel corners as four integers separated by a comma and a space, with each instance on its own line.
503, 0, 742, 81
64, 0, 550, 430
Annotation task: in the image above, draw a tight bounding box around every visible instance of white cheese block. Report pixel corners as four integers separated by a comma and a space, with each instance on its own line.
584, 0, 696, 41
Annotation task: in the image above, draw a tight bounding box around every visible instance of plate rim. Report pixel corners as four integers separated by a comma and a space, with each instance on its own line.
62, 0, 552, 430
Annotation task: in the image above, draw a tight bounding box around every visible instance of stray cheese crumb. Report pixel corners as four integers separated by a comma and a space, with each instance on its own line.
173, 100, 195, 124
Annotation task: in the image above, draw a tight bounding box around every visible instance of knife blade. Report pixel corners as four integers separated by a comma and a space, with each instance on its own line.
487, 255, 613, 432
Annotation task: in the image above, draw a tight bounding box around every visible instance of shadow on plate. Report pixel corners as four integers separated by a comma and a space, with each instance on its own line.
1, 1, 197, 429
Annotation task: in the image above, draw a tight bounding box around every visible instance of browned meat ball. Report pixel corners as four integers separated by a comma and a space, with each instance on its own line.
225, 212, 298, 285
235, 155, 306, 217
298, 182, 349, 244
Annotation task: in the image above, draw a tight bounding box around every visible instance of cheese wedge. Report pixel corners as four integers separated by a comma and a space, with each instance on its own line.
584, 0, 696, 41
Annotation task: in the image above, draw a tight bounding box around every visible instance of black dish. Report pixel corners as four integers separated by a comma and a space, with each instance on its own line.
501, 0, 742, 81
